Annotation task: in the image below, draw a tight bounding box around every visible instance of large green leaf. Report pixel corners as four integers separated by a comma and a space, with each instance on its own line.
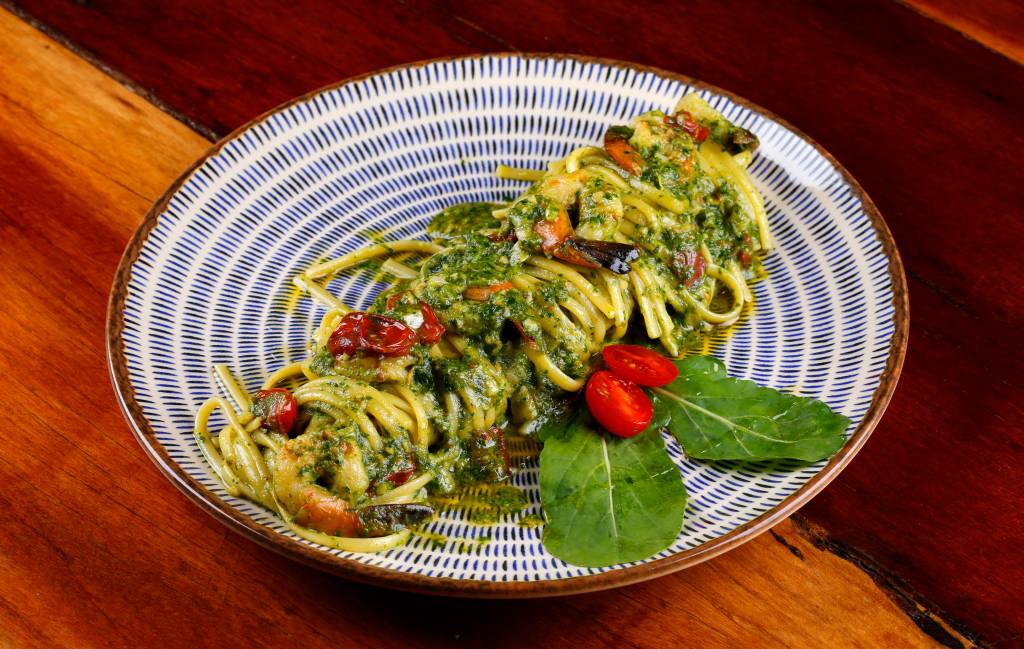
649, 355, 850, 461
539, 412, 687, 567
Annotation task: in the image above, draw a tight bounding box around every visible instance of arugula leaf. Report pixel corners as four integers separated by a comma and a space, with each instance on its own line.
649, 355, 849, 462
539, 411, 687, 567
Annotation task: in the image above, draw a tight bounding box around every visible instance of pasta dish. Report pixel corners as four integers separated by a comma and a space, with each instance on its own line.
191, 93, 831, 566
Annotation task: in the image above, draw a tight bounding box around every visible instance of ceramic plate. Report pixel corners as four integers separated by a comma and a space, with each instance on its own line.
108, 54, 907, 596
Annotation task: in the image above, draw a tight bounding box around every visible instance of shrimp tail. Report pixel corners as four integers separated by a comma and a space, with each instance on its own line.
603, 126, 644, 175
556, 238, 640, 275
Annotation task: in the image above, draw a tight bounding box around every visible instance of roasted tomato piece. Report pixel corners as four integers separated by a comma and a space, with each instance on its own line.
251, 388, 298, 436
666, 111, 710, 143
466, 426, 511, 482
327, 312, 367, 357
416, 301, 446, 344
362, 314, 418, 355
385, 291, 407, 311
385, 454, 418, 486
671, 248, 706, 288
328, 312, 418, 357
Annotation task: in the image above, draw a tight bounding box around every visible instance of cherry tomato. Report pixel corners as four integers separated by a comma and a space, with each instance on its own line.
417, 301, 445, 344
251, 388, 298, 436
361, 314, 418, 355
585, 370, 653, 438
327, 312, 367, 356
602, 344, 679, 387
328, 312, 418, 357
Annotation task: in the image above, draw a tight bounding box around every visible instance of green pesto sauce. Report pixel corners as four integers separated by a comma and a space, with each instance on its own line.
427, 202, 503, 240
290, 106, 763, 520
409, 529, 494, 554
431, 484, 529, 525
419, 234, 517, 307
506, 193, 553, 252
576, 176, 623, 241
440, 287, 532, 346
412, 530, 449, 549
518, 514, 545, 528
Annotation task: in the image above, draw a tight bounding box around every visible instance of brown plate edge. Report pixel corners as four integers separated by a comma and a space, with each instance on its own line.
106, 53, 910, 599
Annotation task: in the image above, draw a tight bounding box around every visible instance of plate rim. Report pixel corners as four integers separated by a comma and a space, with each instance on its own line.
106, 53, 909, 598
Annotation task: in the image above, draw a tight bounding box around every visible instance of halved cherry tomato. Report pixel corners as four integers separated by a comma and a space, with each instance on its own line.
251, 388, 298, 436
417, 301, 445, 344
328, 312, 418, 357
463, 281, 514, 301
585, 370, 653, 438
602, 344, 679, 387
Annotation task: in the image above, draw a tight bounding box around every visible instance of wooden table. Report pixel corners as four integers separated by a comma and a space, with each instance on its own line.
1, 2, 1020, 646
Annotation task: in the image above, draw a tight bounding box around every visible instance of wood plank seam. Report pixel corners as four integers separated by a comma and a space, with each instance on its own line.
3, 0, 988, 325
898, 0, 1024, 65
0, 3, 1010, 646
791, 516, 982, 649
0, 0, 219, 142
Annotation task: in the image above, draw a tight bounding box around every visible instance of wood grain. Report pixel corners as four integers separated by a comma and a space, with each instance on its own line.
906, 0, 1024, 63
0, 0, 1018, 645
0, 17, 961, 649
5, 0, 1021, 642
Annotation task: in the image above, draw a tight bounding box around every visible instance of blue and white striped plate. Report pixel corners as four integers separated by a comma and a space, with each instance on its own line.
108, 55, 907, 595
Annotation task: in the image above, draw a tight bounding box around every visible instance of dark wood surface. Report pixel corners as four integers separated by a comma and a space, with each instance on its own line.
908, 0, 1024, 63
0, 13, 960, 648
1, 0, 1021, 645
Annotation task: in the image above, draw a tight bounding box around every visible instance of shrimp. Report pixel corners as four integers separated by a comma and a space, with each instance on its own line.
273, 426, 431, 537
508, 170, 640, 274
